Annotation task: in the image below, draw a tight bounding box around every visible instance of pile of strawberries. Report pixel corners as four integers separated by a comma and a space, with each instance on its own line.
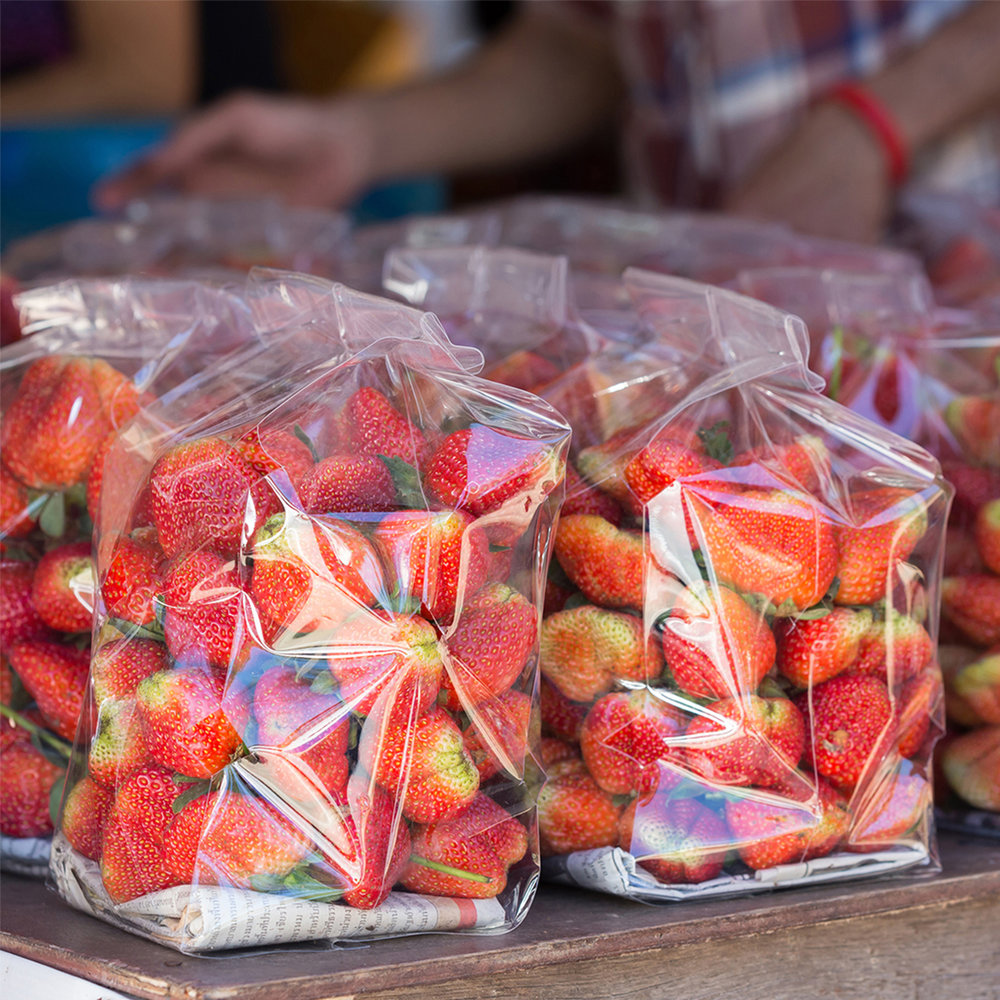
535, 413, 947, 883
1, 354, 144, 843
55, 371, 567, 910
935, 390, 1000, 815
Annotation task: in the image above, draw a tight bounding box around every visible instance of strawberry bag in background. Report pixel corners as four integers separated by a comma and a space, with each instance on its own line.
733, 266, 1000, 828
0, 277, 258, 875
50, 272, 571, 952
536, 269, 951, 901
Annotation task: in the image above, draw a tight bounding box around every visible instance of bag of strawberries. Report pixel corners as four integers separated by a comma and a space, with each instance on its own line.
50, 271, 570, 952
536, 269, 951, 901
1, 277, 256, 875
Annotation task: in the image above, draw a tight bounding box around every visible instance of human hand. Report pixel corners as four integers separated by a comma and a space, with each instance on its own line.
94, 91, 377, 211
725, 101, 893, 245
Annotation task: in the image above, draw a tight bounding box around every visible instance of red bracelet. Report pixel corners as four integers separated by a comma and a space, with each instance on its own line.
829, 81, 910, 187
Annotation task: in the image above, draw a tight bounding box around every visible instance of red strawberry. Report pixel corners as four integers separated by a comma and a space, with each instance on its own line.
299, 453, 395, 514
1, 658, 13, 706
234, 426, 314, 486
940, 575, 1000, 647
624, 433, 722, 505
92, 638, 168, 704
337, 386, 430, 467
340, 777, 413, 909
731, 436, 831, 494
441, 583, 537, 710
374, 508, 488, 624
0, 463, 38, 540
359, 705, 479, 824
164, 790, 311, 888
540, 605, 657, 703
684, 694, 805, 788
619, 794, 729, 884
724, 790, 817, 870
100, 764, 188, 902
90, 358, 142, 428
86, 431, 154, 531
0, 271, 21, 346
402, 792, 527, 898
834, 487, 929, 606
945, 394, 1000, 466
327, 612, 442, 725
848, 760, 930, 853
485, 350, 561, 393
939, 644, 988, 728
62, 776, 114, 860
136, 665, 242, 778
149, 436, 257, 559
1, 561, 50, 648
102, 532, 164, 628
251, 511, 382, 637
775, 607, 871, 689
537, 758, 622, 856
975, 498, 1000, 575
803, 777, 851, 860
849, 611, 934, 686
695, 488, 838, 612
562, 463, 623, 526
8, 638, 89, 741
553, 514, 644, 609
661, 583, 775, 699
0, 737, 62, 837
31, 541, 95, 633
796, 674, 893, 791
575, 427, 644, 517
941, 725, 1000, 811
540, 676, 587, 742
1, 355, 112, 489
162, 550, 244, 669
895, 667, 942, 759
88, 697, 149, 788
462, 687, 533, 780
580, 689, 686, 796
423, 425, 562, 517
941, 460, 1000, 522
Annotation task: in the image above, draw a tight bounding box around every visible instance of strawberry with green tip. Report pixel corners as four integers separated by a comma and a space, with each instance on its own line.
7, 638, 89, 741
952, 652, 1000, 725
424, 424, 562, 517
795, 673, 893, 791
136, 665, 242, 779
833, 487, 929, 606
441, 583, 537, 710
373, 508, 488, 624
975, 498, 1000, 574
580, 689, 687, 796
540, 604, 656, 703
2, 355, 113, 490
31, 541, 95, 633
944, 394, 1000, 466
88, 697, 149, 788
661, 582, 775, 699
775, 607, 872, 689
149, 435, 257, 559
849, 611, 934, 686
941, 726, 1000, 811
553, 514, 645, 609
538, 758, 622, 857
619, 794, 729, 884
62, 776, 114, 860
940, 574, 1000, 647
92, 638, 168, 704
359, 705, 479, 824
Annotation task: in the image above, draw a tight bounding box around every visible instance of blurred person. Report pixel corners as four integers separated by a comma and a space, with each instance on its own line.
96, 0, 1000, 243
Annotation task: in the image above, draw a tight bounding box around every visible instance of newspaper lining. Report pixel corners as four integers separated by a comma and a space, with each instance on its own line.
50, 834, 508, 952
541, 843, 930, 902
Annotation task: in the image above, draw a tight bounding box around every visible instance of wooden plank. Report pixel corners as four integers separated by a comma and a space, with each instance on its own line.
2, 831, 998, 1000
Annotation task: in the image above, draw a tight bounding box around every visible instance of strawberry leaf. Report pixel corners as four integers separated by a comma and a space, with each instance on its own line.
380, 455, 424, 508
0, 703, 72, 760
826, 325, 845, 402
697, 421, 734, 465
171, 777, 212, 813
38, 492, 65, 538
309, 671, 336, 695
409, 853, 492, 883
794, 606, 834, 621
108, 617, 166, 643
293, 424, 320, 464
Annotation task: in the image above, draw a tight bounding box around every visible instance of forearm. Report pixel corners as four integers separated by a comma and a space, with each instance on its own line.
845, 1, 1000, 156
355, 6, 625, 184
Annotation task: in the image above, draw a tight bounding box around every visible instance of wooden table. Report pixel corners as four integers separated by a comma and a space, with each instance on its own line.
3, 830, 999, 1000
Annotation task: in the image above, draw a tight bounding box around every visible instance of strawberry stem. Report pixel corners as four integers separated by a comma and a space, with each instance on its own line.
409, 854, 492, 883
0, 703, 73, 759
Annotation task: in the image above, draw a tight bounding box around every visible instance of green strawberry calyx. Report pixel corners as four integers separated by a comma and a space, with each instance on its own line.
0, 703, 73, 760
409, 853, 492, 883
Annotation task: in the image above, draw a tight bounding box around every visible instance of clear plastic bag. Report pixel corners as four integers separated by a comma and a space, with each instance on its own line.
50, 272, 571, 952
1, 277, 257, 874
536, 269, 951, 901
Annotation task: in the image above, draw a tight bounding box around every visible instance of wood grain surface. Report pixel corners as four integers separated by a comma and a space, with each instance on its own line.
2, 831, 998, 1000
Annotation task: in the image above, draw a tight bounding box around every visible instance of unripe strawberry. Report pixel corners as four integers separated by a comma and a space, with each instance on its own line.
941, 726, 1000, 811
88, 698, 150, 788
952, 652, 1000, 725
974, 498, 1000, 574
